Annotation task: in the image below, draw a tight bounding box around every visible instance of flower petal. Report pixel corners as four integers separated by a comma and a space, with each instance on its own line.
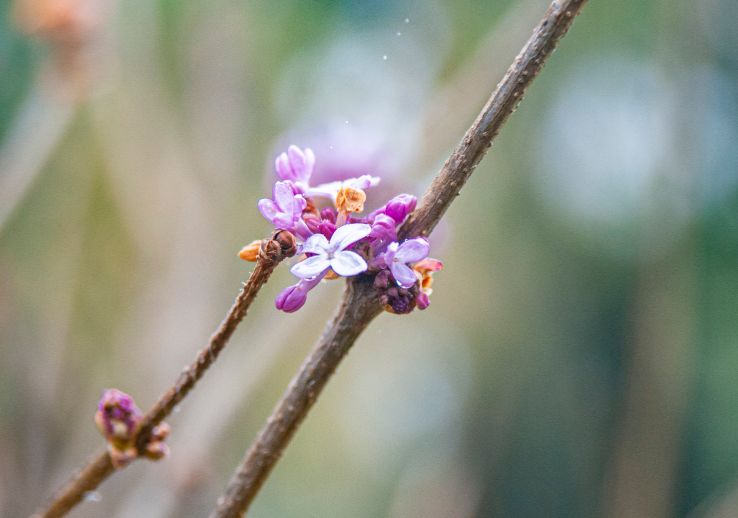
303, 148, 316, 178
305, 180, 342, 200
330, 223, 371, 251
273, 181, 296, 212
302, 233, 330, 255
414, 258, 444, 273
395, 238, 430, 264
390, 262, 418, 288
330, 251, 368, 276
345, 175, 381, 190
291, 255, 331, 279
258, 198, 278, 222
275, 153, 292, 180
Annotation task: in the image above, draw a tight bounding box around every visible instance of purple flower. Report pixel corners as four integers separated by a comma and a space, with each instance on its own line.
275, 274, 325, 313
258, 181, 310, 239
382, 238, 430, 288
291, 223, 371, 279
275, 145, 315, 185
383, 194, 417, 223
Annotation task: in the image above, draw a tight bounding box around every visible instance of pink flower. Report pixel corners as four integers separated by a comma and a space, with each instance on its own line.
275, 145, 315, 185
258, 181, 310, 239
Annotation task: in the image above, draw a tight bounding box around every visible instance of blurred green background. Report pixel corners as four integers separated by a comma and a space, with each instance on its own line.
2, 0, 738, 516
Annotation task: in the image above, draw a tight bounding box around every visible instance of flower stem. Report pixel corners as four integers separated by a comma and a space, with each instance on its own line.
33, 234, 295, 518
210, 1, 588, 516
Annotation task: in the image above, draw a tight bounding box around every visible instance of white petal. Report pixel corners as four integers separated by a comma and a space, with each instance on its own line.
301, 233, 330, 255
330, 223, 372, 251
305, 180, 342, 199
291, 255, 331, 279
330, 251, 368, 277
345, 175, 381, 190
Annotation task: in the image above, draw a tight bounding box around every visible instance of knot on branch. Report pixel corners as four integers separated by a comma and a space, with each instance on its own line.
261, 230, 297, 262
94, 389, 170, 468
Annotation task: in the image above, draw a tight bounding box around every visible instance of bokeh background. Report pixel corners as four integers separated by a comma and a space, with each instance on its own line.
2, 0, 738, 516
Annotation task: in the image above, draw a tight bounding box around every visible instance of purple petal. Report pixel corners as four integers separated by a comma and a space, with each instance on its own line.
291, 255, 331, 279
258, 198, 279, 223
275, 153, 293, 181
383, 241, 399, 265
273, 181, 296, 212
287, 145, 306, 169
330, 251, 368, 276
395, 238, 430, 264
302, 233, 330, 255
330, 223, 372, 251
390, 262, 417, 288
346, 175, 381, 190
287, 145, 314, 183
272, 213, 297, 229
303, 148, 316, 178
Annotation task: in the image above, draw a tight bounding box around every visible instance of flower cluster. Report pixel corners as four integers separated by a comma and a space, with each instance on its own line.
243, 145, 443, 314
94, 389, 170, 468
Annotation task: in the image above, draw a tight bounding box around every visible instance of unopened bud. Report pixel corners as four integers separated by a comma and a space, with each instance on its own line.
238, 240, 262, 261
273, 230, 297, 257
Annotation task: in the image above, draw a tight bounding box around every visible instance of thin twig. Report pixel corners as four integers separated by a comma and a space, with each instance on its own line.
210, 1, 588, 516
33, 234, 295, 518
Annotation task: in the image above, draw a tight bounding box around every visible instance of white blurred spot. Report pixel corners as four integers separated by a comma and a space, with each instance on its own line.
84, 491, 102, 503
534, 56, 691, 259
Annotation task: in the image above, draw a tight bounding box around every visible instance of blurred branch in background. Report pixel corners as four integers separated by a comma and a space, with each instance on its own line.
0, 81, 75, 235
34, 234, 296, 518
604, 253, 696, 518
211, 1, 588, 515
417, 0, 544, 175
1, 0, 113, 234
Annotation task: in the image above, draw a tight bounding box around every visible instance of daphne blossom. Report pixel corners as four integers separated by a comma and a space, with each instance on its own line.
275, 145, 315, 186
291, 223, 371, 279
242, 144, 443, 314
258, 181, 310, 239
381, 238, 430, 288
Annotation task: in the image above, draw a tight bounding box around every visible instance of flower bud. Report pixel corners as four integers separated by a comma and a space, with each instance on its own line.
273, 230, 297, 257
275, 284, 308, 313
416, 292, 430, 310
238, 240, 262, 261
384, 194, 417, 223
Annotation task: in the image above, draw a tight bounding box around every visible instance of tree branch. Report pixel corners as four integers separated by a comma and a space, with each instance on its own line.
210, 1, 588, 516
33, 234, 295, 518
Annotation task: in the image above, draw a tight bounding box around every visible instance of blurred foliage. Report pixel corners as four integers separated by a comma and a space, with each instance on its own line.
1, 0, 738, 517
